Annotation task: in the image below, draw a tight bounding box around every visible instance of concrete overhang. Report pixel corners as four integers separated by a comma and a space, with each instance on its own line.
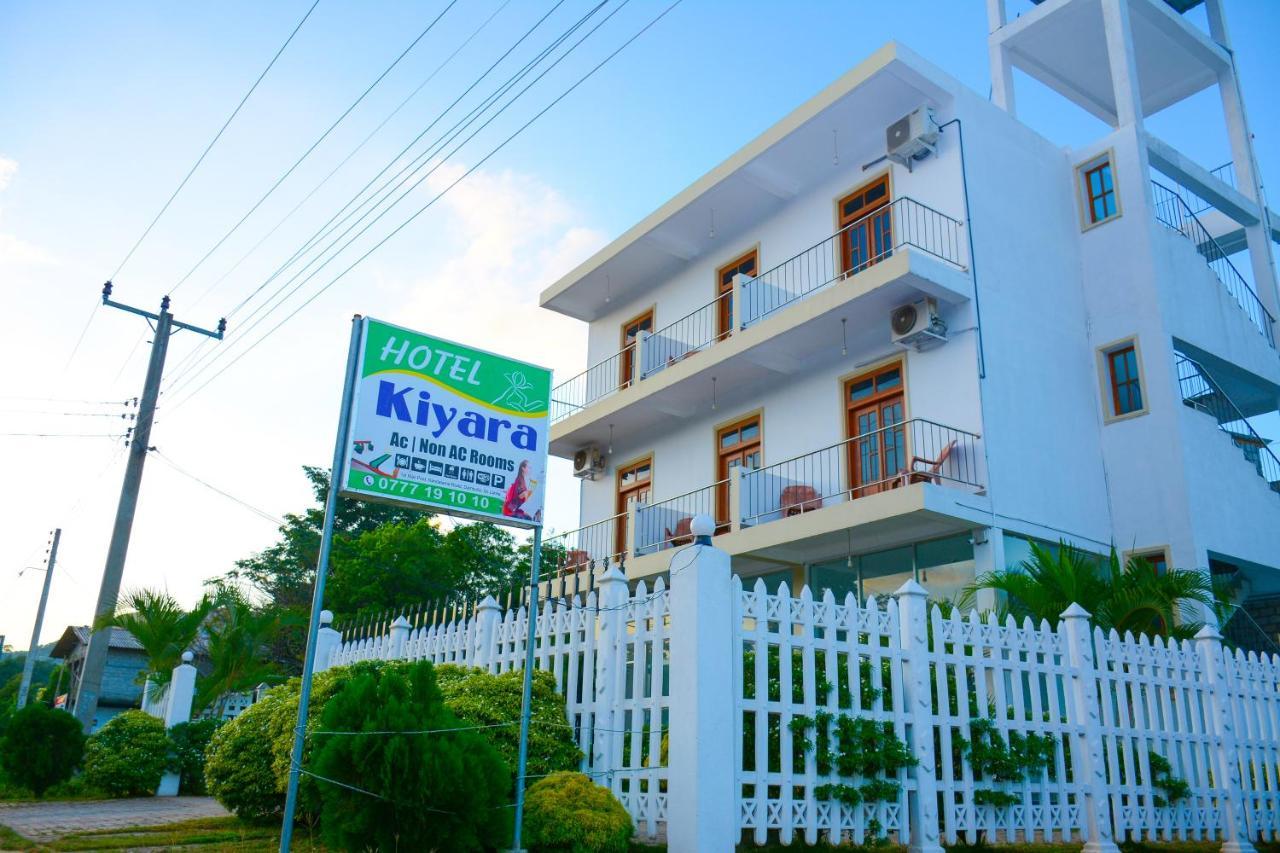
548, 248, 972, 458
993, 0, 1226, 126
618, 482, 991, 581
538, 43, 960, 322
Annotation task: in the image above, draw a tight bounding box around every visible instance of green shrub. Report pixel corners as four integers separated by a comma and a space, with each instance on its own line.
312, 659, 511, 851
0, 703, 84, 796
523, 771, 633, 853
168, 718, 222, 795
205, 692, 283, 820
435, 665, 582, 780
82, 710, 170, 797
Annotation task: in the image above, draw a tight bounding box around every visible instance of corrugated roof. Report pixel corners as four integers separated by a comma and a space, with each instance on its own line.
50, 625, 146, 658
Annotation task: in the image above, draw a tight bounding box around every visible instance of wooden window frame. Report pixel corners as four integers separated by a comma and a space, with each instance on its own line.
1076, 150, 1122, 230
836, 173, 893, 275
614, 454, 653, 555
1096, 336, 1147, 422
843, 360, 907, 497
715, 412, 762, 529
619, 308, 654, 389
715, 247, 759, 340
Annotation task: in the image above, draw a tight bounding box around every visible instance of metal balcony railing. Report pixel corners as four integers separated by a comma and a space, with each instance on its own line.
739, 418, 982, 527
739, 196, 965, 325
1175, 353, 1280, 496
634, 480, 726, 556
549, 197, 966, 425
543, 513, 626, 589
1151, 180, 1275, 347
1186, 162, 1237, 215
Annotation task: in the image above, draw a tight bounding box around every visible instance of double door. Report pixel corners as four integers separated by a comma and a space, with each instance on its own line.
845, 364, 905, 497
839, 175, 892, 275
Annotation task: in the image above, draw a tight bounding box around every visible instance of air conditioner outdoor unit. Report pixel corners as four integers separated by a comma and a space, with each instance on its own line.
890, 298, 947, 350
573, 446, 606, 480
886, 107, 939, 169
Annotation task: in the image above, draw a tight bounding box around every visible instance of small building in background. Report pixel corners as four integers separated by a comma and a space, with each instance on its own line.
51, 626, 148, 732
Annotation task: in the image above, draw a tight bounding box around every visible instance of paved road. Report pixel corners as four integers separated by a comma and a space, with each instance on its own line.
0, 796, 229, 843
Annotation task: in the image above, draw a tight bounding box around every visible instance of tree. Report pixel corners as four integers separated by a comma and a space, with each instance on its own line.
0, 703, 84, 796
312, 660, 511, 850
196, 596, 293, 717
326, 519, 453, 616
82, 710, 171, 797
94, 588, 212, 698
963, 540, 1217, 639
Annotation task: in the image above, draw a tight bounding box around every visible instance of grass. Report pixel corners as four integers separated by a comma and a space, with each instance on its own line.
0, 816, 328, 852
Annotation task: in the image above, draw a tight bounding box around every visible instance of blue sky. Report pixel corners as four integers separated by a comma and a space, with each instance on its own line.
1, 0, 1277, 651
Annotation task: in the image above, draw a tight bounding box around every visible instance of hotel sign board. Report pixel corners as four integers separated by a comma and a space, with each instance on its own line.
338, 317, 550, 528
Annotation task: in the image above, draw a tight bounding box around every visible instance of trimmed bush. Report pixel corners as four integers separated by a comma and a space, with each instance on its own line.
205, 691, 283, 820
312, 659, 511, 850
82, 710, 170, 797
168, 717, 222, 795
0, 703, 84, 796
435, 665, 582, 780
523, 771, 633, 853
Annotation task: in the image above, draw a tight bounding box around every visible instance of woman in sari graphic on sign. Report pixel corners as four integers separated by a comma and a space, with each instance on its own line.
503, 460, 539, 521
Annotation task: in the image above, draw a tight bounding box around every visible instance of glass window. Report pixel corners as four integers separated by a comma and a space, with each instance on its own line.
916, 534, 975, 602
849, 378, 874, 401
875, 369, 901, 392
859, 545, 914, 600
743, 568, 795, 596
1107, 344, 1143, 415
1080, 156, 1118, 225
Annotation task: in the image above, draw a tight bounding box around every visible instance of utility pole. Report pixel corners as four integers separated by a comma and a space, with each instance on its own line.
17, 528, 61, 709
71, 284, 224, 732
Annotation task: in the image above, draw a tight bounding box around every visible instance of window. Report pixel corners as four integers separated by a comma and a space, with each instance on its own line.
615, 456, 652, 554
1078, 153, 1119, 226
845, 362, 906, 497
716, 414, 762, 527
716, 248, 757, 339
838, 175, 892, 273
1132, 549, 1169, 576
619, 309, 653, 388
1104, 342, 1144, 417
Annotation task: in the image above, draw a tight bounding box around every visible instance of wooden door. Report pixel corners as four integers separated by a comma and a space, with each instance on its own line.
716, 249, 758, 340
838, 175, 892, 275
619, 310, 653, 389
615, 457, 652, 556
845, 364, 905, 497
716, 416, 761, 528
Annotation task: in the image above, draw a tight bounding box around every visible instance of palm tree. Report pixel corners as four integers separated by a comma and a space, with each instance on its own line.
94, 588, 212, 701
961, 540, 1217, 640
195, 597, 292, 717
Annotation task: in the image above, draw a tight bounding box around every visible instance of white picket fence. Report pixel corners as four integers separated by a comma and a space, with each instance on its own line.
314, 545, 1280, 850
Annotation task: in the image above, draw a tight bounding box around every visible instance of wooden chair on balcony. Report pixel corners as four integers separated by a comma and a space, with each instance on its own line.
780, 485, 823, 516
558, 550, 590, 577
664, 516, 694, 548
898, 439, 958, 487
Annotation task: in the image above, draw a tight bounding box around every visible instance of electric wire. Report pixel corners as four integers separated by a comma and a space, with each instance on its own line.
160, 0, 576, 389
0, 432, 128, 439
165, 0, 515, 380
167, 0, 459, 297
163, 0, 583, 392
0, 396, 133, 406
168, 0, 677, 409
109, 0, 322, 283
151, 450, 284, 525
64, 302, 99, 369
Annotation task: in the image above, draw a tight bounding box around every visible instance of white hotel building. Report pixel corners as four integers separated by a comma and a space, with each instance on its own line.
540, 0, 1280, 634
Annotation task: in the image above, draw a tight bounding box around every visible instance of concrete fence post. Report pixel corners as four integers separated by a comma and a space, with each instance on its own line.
312, 610, 341, 673
388, 615, 411, 661
1060, 604, 1120, 853
894, 580, 944, 853
592, 565, 628, 797
472, 596, 502, 672
668, 514, 735, 852
1195, 625, 1256, 853
156, 651, 198, 797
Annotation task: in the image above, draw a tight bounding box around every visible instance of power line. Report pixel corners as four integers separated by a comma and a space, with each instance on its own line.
0, 432, 127, 439
0, 396, 132, 406
64, 301, 100, 369
163, 0, 580, 392
108, 0, 322, 282
165, 0, 628, 402
173, 0, 682, 411
167, 0, 459, 298
152, 450, 284, 525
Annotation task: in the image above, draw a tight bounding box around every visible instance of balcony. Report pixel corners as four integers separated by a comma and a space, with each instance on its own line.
545, 419, 984, 583
548, 198, 970, 455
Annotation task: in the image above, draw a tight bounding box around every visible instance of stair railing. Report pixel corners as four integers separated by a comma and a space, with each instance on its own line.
1151, 180, 1275, 348
1175, 352, 1280, 492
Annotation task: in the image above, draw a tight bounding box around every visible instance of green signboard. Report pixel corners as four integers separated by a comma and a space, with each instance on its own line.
339, 317, 551, 527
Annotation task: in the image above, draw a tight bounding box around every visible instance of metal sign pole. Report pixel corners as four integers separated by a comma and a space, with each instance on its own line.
511, 523, 542, 852
279, 315, 364, 853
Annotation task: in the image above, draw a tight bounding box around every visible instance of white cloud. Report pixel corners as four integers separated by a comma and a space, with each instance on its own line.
397, 165, 607, 381
0, 156, 57, 269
